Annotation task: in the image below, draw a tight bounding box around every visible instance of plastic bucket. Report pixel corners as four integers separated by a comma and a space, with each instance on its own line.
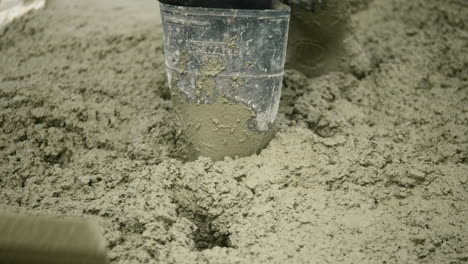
159, 2, 290, 160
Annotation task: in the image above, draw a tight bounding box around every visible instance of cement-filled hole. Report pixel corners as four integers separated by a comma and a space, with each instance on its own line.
191, 213, 231, 250
177, 208, 231, 250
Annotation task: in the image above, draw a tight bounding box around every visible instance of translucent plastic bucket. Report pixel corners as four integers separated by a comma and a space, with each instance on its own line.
160, 2, 290, 160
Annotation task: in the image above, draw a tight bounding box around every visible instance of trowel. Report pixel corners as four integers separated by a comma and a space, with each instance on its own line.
0, 212, 108, 264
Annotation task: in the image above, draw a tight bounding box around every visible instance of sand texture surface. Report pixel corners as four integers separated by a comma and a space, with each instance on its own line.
0, 0, 467, 263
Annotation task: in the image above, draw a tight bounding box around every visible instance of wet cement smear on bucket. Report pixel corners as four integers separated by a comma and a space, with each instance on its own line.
0, 0, 467, 263
173, 92, 275, 161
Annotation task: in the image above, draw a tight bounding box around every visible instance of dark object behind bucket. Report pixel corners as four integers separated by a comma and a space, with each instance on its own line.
159, 2, 290, 160
158, 0, 273, 9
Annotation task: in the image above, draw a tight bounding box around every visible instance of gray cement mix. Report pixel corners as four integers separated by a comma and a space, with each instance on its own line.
0, 0, 467, 263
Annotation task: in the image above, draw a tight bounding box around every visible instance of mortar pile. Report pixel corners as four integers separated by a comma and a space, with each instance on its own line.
0, 0, 466, 263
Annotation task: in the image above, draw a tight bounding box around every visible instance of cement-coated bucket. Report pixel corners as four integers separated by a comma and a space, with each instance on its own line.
159, 2, 290, 160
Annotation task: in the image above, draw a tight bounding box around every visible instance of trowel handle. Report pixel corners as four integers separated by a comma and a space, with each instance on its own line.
158, 0, 273, 9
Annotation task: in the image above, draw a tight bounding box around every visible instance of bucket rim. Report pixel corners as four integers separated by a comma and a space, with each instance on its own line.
159, 2, 290, 18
